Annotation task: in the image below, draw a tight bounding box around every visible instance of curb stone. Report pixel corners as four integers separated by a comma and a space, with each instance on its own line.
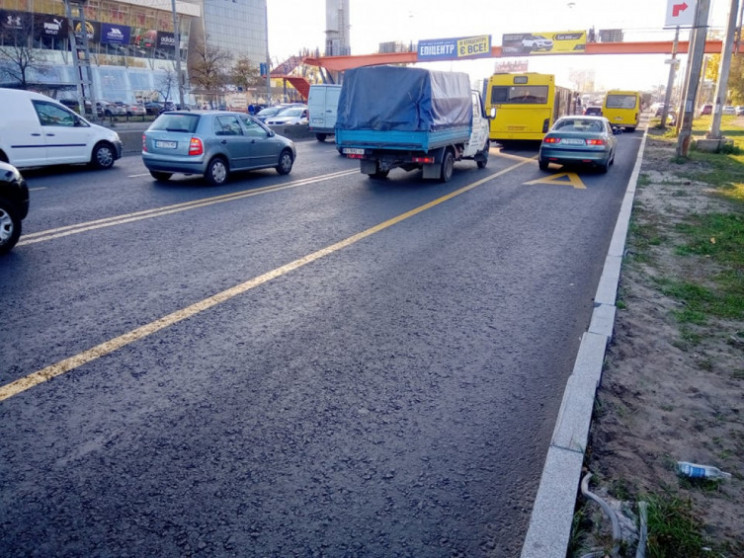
520, 131, 648, 558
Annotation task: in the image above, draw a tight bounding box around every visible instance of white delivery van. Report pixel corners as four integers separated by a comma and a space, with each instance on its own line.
308, 84, 342, 142
0, 88, 122, 170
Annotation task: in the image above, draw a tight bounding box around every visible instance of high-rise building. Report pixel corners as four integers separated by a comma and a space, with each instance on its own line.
324, 0, 349, 56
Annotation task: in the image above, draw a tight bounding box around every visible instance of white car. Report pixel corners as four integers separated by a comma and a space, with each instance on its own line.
265, 105, 309, 126
723, 105, 736, 115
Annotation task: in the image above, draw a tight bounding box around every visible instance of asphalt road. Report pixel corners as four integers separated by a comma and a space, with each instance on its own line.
0, 134, 643, 557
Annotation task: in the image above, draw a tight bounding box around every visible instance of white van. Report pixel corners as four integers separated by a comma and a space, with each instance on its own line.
308, 84, 342, 142
0, 89, 122, 170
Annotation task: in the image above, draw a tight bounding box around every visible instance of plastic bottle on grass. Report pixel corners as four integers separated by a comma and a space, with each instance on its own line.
677, 461, 732, 480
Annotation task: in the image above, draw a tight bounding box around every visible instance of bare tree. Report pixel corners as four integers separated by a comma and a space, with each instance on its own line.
189, 41, 232, 107
0, 16, 42, 89
155, 68, 178, 103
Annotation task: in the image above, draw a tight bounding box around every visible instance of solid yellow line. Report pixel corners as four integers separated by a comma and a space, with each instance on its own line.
0, 159, 531, 402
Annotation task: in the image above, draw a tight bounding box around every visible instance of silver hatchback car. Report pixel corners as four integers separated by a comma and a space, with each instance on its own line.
142, 110, 296, 185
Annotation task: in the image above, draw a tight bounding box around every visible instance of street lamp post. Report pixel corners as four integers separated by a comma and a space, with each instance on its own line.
171, 0, 185, 107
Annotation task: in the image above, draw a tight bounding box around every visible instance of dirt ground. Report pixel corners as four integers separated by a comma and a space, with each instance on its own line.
579, 132, 744, 556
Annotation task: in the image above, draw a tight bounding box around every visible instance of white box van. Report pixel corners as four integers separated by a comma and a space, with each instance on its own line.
0, 89, 122, 170
308, 84, 342, 142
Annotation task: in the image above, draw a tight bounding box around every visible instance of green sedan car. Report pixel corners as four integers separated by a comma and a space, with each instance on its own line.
538, 115, 618, 173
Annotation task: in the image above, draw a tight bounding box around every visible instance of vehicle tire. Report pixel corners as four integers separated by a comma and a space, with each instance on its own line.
275, 149, 294, 175
0, 197, 21, 255
539, 159, 549, 171
369, 169, 389, 179
477, 140, 490, 169
206, 157, 229, 185
91, 142, 116, 169
440, 149, 454, 182
316, 134, 327, 142
150, 171, 172, 182
626, 127, 636, 133
598, 159, 609, 173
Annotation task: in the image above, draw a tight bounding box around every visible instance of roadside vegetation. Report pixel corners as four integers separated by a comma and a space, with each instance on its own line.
569, 116, 744, 557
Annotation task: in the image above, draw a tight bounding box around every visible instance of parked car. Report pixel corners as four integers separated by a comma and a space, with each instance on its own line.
116, 101, 146, 117
699, 103, 713, 116
0, 161, 29, 254
722, 105, 736, 115
265, 105, 309, 126
97, 101, 126, 117
142, 110, 296, 185
144, 101, 163, 115
583, 106, 602, 116
736, 105, 744, 116
538, 115, 618, 173
0, 89, 122, 171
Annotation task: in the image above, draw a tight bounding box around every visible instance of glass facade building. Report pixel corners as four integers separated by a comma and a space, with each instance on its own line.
0, 0, 269, 106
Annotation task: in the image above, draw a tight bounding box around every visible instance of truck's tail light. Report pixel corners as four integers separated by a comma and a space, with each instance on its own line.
189, 137, 203, 156
412, 156, 435, 163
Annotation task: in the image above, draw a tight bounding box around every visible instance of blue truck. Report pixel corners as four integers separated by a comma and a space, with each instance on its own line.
335, 66, 490, 182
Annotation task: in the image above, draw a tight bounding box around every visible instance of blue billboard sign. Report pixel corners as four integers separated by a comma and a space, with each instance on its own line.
417, 35, 492, 61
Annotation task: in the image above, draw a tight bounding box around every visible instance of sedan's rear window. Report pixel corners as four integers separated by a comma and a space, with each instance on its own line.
150, 113, 200, 133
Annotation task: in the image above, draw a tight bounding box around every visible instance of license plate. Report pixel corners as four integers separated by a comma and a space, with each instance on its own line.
343, 148, 365, 155
155, 140, 177, 149
562, 138, 586, 145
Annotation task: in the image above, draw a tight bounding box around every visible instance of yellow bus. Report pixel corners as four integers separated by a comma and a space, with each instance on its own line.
484, 73, 574, 142
602, 90, 641, 132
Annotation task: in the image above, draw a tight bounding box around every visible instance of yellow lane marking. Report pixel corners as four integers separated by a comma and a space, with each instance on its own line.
18, 170, 358, 246
524, 172, 586, 190
0, 158, 532, 402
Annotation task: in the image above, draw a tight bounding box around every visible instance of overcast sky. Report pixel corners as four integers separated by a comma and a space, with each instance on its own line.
266, 0, 735, 92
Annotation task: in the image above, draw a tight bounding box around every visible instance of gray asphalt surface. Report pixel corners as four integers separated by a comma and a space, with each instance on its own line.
0, 135, 642, 557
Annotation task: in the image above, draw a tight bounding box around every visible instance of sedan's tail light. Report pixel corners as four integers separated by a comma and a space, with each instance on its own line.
188, 137, 203, 156
543, 137, 560, 144
586, 139, 606, 146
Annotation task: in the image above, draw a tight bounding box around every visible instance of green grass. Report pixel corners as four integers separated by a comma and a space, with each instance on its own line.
645, 493, 706, 558
644, 120, 744, 325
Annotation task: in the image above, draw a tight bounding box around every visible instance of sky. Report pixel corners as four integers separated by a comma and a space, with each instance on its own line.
266, 0, 736, 93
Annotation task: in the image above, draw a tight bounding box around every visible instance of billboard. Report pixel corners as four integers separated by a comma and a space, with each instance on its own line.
501, 31, 586, 56
418, 35, 492, 61
101, 23, 131, 47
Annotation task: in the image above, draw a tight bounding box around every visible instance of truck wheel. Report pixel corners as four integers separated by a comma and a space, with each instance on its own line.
440, 150, 454, 182
316, 133, 327, 142
477, 140, 490, 169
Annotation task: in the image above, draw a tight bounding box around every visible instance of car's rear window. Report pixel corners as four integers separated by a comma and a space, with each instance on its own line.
151, 113, 200, 133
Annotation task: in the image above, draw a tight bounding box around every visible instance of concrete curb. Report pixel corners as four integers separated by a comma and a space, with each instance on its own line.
520, 131, 648, 558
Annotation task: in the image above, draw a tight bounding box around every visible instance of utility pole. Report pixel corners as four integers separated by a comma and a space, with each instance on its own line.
171, 0, 185, 108
661, 26, 680, 128
677, 0, 710, 157
707, 0, 740, 141
265, 2, 271, 105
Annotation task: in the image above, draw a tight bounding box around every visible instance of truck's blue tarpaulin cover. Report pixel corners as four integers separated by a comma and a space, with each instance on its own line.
336, 66, 472, 132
